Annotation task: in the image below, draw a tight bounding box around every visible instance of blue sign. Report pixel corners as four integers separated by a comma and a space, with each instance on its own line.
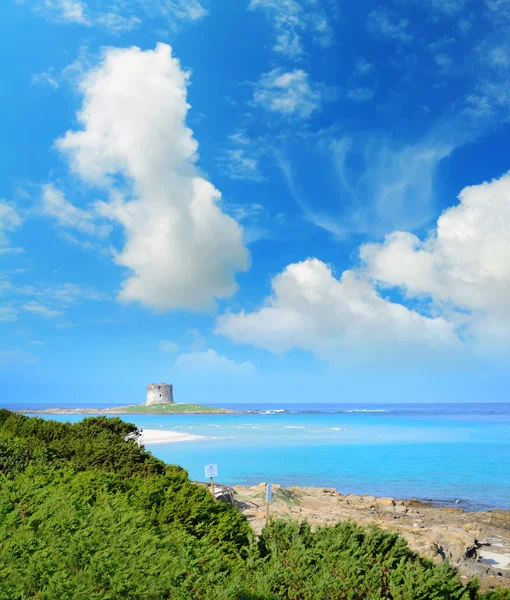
266, 483, 272, 502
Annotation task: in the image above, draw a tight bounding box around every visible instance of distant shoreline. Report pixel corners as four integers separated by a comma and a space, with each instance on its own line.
20, 403, 239, 415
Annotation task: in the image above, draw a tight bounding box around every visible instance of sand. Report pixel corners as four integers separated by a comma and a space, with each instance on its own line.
139, 429, 205, 444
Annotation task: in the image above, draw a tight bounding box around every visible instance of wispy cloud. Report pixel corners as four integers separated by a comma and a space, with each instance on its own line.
367, 9, 413, 43
0, 305, 17, 323
346, 86, 375, 103
31, 68, 60, 88
0, 200, 23, 253
218, 131, 265, 182
249, 0, 333, 58
159, 339, 179, 352
94, 12, 141, 33
174, 348, 255, 375
355, 57, 374, 76
19, 0, 207, 31
23, 301, 63, 318
252, 69, 325, 119
0, 349, 37, 369
41, 184, 110, 237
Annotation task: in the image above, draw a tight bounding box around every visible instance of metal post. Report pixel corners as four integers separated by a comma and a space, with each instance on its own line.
210, 477, 215, 500
265, 483, 270, 525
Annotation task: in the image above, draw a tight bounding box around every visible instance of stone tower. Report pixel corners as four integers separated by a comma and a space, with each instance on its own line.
146, 383, 173, 406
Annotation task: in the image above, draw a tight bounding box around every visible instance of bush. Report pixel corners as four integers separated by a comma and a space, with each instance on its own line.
0, 410, 507, 599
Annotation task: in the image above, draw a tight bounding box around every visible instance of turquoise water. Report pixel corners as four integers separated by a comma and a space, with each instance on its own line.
17, 403, 510, 510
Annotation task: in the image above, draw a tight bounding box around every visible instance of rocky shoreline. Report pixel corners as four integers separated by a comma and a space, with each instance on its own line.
232, 484, 510, 593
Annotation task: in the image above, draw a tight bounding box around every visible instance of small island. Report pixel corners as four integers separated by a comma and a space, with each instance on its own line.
21, 382, 237, 415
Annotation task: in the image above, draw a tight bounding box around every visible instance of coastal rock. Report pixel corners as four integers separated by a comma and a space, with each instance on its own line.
232, 483, 510, 593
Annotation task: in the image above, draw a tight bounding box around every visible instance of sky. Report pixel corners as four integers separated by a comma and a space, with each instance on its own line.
1, 0, 510, 406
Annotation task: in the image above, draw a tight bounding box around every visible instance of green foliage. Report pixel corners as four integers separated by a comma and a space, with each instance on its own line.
482, 590, 510, 600
0, 410, 507, 599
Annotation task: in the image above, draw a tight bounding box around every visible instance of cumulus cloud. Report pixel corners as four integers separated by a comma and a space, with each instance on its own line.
361, 171, 510, 341
174, 348, 256, 375
216, 258, 459, 366
253, 69, 323, 119
56, 43, 250, 311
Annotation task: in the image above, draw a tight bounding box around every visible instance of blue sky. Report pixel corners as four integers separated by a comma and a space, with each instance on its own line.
1, 0, 510, 406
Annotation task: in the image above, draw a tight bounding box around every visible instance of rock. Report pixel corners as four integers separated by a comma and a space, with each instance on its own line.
378, 498, 396, 507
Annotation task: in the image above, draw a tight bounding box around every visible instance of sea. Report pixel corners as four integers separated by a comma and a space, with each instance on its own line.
6, 402, 510, 511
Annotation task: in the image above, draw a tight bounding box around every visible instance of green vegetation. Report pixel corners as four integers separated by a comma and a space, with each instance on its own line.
107, 403, 231, 414
0, 409, 507, 599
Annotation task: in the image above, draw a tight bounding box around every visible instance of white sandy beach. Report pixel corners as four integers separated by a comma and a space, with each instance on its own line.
139, 429, 205, 444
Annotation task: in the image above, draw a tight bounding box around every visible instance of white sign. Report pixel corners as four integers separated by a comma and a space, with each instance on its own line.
204, 463, 218, 479
266, 483, 272, 502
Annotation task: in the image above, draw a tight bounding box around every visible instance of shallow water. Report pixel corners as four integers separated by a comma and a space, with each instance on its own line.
13, 403, 510, 510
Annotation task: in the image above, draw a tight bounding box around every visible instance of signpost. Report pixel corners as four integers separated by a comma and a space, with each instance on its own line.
204, 464, 218, 499
266, 483, 272, 525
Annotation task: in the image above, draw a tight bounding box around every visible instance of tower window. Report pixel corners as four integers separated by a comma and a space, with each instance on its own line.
159, 394, 161, 397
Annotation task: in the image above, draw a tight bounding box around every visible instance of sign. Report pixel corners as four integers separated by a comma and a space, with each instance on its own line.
266, 483, 272, 503
204, 463, 218, 479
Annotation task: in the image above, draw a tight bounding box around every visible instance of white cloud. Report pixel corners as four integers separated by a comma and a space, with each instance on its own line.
50, 283, 108, 303
216, 258, 459, 366
187, 328, 206, 351
0, 349, 37, 368
422, 0, 466, 14
31, 68, 60, 88
174, 348, 256, 375
346, 87, 375, 102
253, 69, 323, 119
360, 171, 510, 341
219, 132, 264, 182
0, 306, 17, 323
56, 43, 250, 312
41, 184, 109, 237
159, 339, 179, 352
23, 301, 63, 318
355, 57, 374, 76
327, 134, 453, 235
221, 148, 264, 182
38, 0, 90, 24
486, 0, 510, 19
0, 200, 22, 250
22, 0, 206, 30
0, 247, 24, 255
367, 9, 413, 43
95, 12, 141, 33
249, 0, 333, 57
148, 0, 207, 21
